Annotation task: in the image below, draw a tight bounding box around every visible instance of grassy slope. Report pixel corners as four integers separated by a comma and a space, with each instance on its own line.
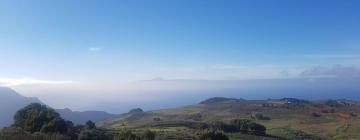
99, 99, 360, 140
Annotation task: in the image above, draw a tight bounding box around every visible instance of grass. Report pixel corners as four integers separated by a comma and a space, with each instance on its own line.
99, 99, 360, 140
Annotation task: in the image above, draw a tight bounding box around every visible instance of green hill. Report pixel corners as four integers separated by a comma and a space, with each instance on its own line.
99, 97, 360, 140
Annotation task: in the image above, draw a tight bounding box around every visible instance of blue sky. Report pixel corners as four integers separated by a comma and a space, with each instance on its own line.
0, 0, 360, 112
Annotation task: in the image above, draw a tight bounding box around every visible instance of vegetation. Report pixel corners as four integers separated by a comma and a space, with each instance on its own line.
13, 103, 67, 134
0, 103, 156, 140
197, 130, 229, 140
0, 103, 274, 140
251, 113, 271, 120
102, 97, 356, 139
269, 128, 323, 140
230, 119, 266, 135
141, 130, 155, 140
206, 119, 266, 136
3, 97, 360, 139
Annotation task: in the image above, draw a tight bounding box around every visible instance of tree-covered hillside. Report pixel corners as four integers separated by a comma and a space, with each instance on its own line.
0, 103, 282, 140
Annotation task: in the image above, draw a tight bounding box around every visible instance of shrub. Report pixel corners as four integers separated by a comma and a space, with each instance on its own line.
209, 121, 237, 133
78, 129, 110, 140
113, 130, 140, 140
231, 119, 266, 135
85, 120, 96, 129
251, 113, 271, 120
198, 130, 229, 140
142, 130, 155, 140
311, 112, 322, 117
40, 117, 68, 134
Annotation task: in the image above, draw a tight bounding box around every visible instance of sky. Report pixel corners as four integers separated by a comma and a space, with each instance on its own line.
0, 0, 360, 113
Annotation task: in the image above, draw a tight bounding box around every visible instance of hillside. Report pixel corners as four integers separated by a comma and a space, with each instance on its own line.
0, 87, 41, 128
56, 108, 115, 125
0, 87, 114, 128
99, 97, 360, 140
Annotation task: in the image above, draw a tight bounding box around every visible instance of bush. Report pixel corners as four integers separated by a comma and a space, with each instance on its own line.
231, 119, 266, 135
0, 127, 36, 140
209, 121, 237, 133
78, 128, 110, 140
85, 120, 96, 129
113, 130, 140, 140
251, 113, 271, 120
0, 127, 71, 140
198, 130, 229, 140
311, 112, 322, 117
141, 130, 155, 140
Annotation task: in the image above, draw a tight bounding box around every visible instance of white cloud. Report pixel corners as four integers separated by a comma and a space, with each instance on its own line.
0, 77, 74, 87
88, 47, 102, 52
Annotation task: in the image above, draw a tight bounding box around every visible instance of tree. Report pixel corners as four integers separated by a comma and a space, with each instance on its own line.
85, 120, 96, 129
13, 103, 63, 133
